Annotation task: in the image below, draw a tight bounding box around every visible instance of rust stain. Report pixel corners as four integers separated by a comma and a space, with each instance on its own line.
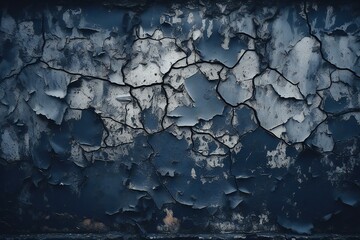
162, 208, 180, 233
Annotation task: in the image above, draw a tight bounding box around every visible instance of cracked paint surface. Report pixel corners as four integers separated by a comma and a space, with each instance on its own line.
0, 0, 360, 237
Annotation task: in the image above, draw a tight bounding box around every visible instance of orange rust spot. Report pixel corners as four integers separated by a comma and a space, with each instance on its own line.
162, 208, 180, 233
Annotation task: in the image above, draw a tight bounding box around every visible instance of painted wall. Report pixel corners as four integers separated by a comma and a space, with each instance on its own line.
0, 0, 360, 237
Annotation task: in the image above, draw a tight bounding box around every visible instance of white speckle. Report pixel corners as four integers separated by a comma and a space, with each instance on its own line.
192, 29, 202, 41
191, 168, 197, 179
267, 142, 293, 169
172, 9, 183, 24
216, 3, 227, 13
325, 6, 335, 30
259, 214, 269, 225
206, 156, 224, 168
207, 20, 213, 38
221, 32, 230, 50
211, 221, 236, 233
232, 143, 242, 154
231, 213, 244, 222
187, 12, 194, 24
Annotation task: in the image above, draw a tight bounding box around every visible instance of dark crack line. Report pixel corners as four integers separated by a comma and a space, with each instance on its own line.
303, 1, 360, 79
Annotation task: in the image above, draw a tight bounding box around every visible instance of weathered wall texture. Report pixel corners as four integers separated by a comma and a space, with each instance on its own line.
0, 0, 360, 238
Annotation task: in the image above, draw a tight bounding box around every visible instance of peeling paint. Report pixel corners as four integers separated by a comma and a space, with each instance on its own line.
0, 0, 360, 238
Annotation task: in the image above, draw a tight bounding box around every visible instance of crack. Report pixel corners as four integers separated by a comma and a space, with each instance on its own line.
190, 128, 230, 157
316, 68, 336, 92
238, 102, 295, 147
160, 84, 170, 130
303, 1, 360, 79
0, 60, 40, 83
146, 138, 180, 206
329, 108, 360, 118
1, 1, 360, 235
266, 66, 306, 100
